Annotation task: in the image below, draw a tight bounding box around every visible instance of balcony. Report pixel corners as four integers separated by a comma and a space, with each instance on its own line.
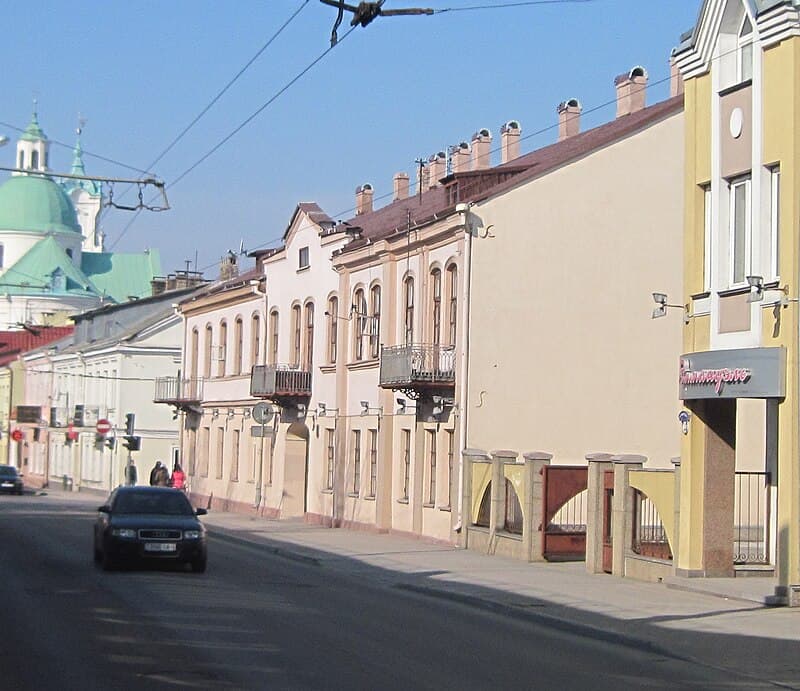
250, 365, 312, 401
153, 377, 204, 408
379, 343, 456, 394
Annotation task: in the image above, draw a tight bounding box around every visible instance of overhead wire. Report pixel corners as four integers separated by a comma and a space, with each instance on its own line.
435, 0, 594, 10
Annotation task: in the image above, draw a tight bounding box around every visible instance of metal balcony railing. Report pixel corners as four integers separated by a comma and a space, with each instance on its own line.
379, 343, 456, 389
153, 377, 204, 404
250, 365, 312, 399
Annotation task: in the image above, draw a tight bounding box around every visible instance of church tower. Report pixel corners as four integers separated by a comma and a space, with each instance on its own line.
62, 125, 104, 253
13, 106, 49, 176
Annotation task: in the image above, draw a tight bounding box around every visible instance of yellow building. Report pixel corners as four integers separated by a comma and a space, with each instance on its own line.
673, 0, 800, 599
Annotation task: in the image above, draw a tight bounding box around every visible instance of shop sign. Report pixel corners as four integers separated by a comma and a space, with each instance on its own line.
679, 347, 786, 400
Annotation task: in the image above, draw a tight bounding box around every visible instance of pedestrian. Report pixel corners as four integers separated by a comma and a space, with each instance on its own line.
170, 462, 186, 490
155, 462, 169, 487
149, 460, 164, 486
125, 459, 138, 486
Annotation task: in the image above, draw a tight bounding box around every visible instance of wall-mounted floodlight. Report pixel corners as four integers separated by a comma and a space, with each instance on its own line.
297, 403, 307, 418
0, 136, 8, 147
360, 401, 370, 416
227, 408, 236, 419
651, 292, 690, 323
746, 275, 764, 303
212, 408, 220, 419
243, 409, 251, 419
318, 402, 327, 416
396, 397, 406, 414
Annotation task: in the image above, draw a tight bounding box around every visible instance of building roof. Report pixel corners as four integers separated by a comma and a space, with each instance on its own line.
0, 175, 82, 234
81, 249, 162, 303
20, 111, 46, 143
0, 236, 101, 297
337, 94, 684, 253
0, 325, 74, 367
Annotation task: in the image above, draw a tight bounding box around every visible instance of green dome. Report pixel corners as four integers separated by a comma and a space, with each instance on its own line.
0, 175, 81, 234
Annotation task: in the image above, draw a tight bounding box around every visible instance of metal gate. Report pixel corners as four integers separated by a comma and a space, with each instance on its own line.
541, 466, 588, 561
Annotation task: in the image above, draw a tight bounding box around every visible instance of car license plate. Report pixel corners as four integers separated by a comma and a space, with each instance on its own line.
144, 542, 176, 553
1, 482, 12, 488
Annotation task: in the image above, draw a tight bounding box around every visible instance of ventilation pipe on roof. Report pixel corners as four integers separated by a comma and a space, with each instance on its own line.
355, 183, 374, 215
471, 128, 492, 170
557, 99, 582, 141
615, 66, 648, 117
500, 120, 521, 164
393, 172, 409, 201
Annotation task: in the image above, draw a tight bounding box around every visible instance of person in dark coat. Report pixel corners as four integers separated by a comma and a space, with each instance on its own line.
125, 460, 138, 486
150, 460, 166, 486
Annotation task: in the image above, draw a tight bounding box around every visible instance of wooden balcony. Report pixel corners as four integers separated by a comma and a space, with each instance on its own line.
250, 365, 312, 401
379, 343, 456, 394
153, 377, 204, 407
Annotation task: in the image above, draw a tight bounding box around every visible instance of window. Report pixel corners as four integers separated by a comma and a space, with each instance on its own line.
427, 430, 437, 505
269, 311, 279, 365
447, 264, 457, 346
404, 277, 414, 344
446, 430, 455, 509
204, 325, 213, 378
703, 186, 712, 292
304, 303, 314, 370
368, 429, 378, 497
292, 305, 301, 368
0, 244, 4, 269
299, 246, 310, 270
251, 314, 261, 368
401, 429, 411, 500
218, 321, 227, 377
352, 430, 361, 495
369, 285, 381, 359
326, 429, 335, 490
737, 14, 753, 83
233, 317, 243, 376
327, 297, 338, 363
769, 167, 781, 280
216, 426, 225, 479
190, 328, 199, 379
431, 268, 442, 345
31, 150, 39, 170
353, 288, 366, 361
200, 426, 210, 477
231, 429, 240, 481
729, 177, 751, 286
18, 151, 23, 169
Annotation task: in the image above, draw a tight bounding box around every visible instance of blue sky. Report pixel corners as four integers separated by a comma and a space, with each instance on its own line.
1, 0, 701, 277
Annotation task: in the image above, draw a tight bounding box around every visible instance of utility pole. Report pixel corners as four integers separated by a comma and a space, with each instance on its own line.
319, 1, 434, 46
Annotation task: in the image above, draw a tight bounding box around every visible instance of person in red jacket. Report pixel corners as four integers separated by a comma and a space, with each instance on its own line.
170, 462, 186, 490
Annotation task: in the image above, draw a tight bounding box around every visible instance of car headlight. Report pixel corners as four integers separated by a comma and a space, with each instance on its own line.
111, 528, 136, 538
183, 530, 201, 540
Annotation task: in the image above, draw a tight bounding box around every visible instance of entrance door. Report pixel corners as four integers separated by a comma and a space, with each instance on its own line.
282, 422, 309, 518
602, 470, 614, 574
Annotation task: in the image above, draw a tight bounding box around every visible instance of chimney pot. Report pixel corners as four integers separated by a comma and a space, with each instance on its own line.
557, 99, 582, 141
615, 65, 648, 118
393, 172, 409, 201
500, 120, 521, 164
355, 183, 374, 215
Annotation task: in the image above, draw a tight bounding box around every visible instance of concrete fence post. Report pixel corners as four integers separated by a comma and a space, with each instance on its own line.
460, 448, 490, 548
489, 451, 518, 549
671, 456, 681, 576
611, 454, 646, 577
523, 451, 553, 562
585, 452, 613, 574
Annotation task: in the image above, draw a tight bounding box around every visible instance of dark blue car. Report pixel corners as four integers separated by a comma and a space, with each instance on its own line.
0, 465, 23, 495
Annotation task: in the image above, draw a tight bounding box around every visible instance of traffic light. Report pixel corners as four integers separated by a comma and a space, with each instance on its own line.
105, 437, 116, 451
124, 413, 136, 436
122, 435, 141, 452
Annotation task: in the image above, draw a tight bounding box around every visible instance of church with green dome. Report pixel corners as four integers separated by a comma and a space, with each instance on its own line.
0, 111, 161, 329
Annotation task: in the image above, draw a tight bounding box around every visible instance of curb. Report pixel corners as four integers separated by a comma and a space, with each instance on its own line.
206, 525, 322, 567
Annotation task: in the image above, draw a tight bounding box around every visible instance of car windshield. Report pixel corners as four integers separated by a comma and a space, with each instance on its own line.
0, 466, 18, 477
113, 491, 194, 516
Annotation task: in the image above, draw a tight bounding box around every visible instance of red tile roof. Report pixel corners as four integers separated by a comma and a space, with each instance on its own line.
0, 326, 74, 367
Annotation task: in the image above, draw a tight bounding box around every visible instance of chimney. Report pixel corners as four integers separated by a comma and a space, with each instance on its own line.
615, 66, 648, 117
150, 277, 167, 296
500, 120, 521, 164
449, 141, 471, 174
219, 252, 239, 281
393, 172, 409, 201
355, 183, 373, 215
428, 151, 446, 187
557, 99, 582, 141
669, 52, 684, 97
471, 128, 492, 170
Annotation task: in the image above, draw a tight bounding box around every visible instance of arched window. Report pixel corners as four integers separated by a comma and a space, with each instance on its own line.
269, 310, 279, 365
369, 285, 381, 359
447, 264, 458, 346
353, 288, 366, 361
292, 305, 302, 367
31, 150, 39, 170
404, 277, 414, 344
327, 296, 338, 364
190, 328, 199, 379
18, 151, 24, 169
218, 321, 227, 377
204, 324, 213, 378
304, 302, 314, 370
250, 314, 261, 368
233, 317, 243, 375
431, 268, 442, 346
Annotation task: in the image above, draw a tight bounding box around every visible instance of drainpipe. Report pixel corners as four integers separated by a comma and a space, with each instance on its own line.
254, 279, 268, 509
455, 202, 475, 534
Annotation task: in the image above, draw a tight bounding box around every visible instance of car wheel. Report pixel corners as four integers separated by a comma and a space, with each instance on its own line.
190, 556, 207, 574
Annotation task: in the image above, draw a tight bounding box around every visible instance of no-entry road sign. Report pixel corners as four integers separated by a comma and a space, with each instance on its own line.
96, 419, 112, 435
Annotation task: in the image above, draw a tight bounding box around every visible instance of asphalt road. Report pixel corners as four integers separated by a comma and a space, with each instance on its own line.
0, 493, 783, 690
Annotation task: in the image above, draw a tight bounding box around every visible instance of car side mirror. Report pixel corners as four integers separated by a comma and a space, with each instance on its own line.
195, 507, 208, 516
97, 505, 110, 513
18, 473, 24, 478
